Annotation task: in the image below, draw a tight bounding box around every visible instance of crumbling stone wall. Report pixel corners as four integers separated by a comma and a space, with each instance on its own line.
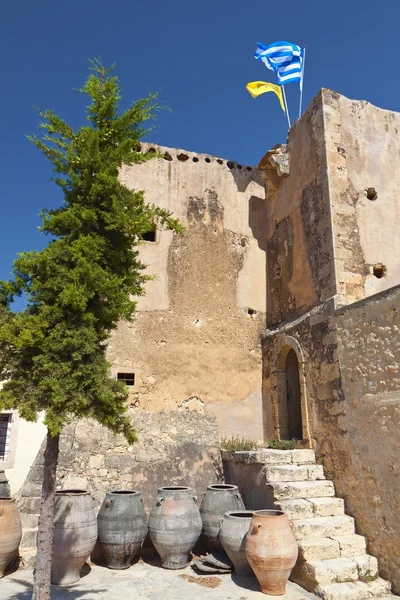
17, 409, 222, 557
335, 285, 400, 591
108, 145, 267, 440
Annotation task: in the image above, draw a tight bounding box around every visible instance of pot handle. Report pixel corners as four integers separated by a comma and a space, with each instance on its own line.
219, 517, 224, 526
193, 495, 198, 503
156, 497, 164, 507
289, 520, 294, 530
253, 523, 262, 535
140, 498, 144, 505
235, 493, 242, 501
201, 492, 206, 500
65, 502, 73, 515
0, 508, 3, 518
105, 499, 113, 508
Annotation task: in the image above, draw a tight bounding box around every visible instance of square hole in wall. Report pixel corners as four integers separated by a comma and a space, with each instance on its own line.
142, 229, 157, 242
0, 414, 12, 461
117, 372, 135, 386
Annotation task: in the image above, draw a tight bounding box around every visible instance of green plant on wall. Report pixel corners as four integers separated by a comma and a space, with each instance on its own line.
0, 60, 182, 600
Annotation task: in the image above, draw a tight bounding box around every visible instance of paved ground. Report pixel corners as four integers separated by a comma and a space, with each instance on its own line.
2, 559, 319, 600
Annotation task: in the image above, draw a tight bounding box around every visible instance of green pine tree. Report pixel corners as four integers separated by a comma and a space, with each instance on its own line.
0, 60, 182, 600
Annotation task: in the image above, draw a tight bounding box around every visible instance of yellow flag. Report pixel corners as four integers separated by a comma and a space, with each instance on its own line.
245, 81, 285, 113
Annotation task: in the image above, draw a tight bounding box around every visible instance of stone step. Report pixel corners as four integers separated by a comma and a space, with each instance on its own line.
332, 535, 367, 557
275, 497, 344, 520
298, 538, 341, 562
268, 480, 335, 500
316, 577, 391, 600
265, 464, 325, 482
293, 515, 355, 540
307, 555, 378, 586
21, 528, 37, 549
226, 448, 316, 466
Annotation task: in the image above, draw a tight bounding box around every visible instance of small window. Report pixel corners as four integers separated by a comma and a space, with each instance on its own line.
117, 373, 135, 386
0, 414, 12, 461
142, 229, 156, 242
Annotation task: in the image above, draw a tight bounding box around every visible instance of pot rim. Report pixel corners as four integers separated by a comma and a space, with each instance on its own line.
252, 509, 285, 518
158, 486, 191, 491
55, 489, 89, 495
108, 490, 140, 495
224, 510, 254, 519
0, 497, 14, 502
207, 484, 237, 491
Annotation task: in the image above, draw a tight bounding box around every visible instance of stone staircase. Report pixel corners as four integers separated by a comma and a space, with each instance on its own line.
224, 448, 397, 600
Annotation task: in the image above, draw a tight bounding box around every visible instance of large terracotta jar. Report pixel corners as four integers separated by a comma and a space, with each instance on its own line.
220, 510, 254, 576
148, 486, 202, 569
200, 484, 245, 552
51, 490, 98, 585
0, 498, 22, 578
245, 510, 298, 596
97, 490, 148, 569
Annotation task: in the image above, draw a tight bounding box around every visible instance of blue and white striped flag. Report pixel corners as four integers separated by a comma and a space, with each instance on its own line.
254, 41, 305, 88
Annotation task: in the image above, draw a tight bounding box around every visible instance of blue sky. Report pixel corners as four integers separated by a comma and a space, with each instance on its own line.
1, 0, 399, 286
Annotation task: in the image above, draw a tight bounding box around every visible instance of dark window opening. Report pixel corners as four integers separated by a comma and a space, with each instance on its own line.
142, 229, 156, 242
117, 373, 135, 386
0, 414, 12, 461
285, 350, 302, 440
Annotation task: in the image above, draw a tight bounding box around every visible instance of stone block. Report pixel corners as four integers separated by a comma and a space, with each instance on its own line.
308, 497, 344, 517
307, 465, 326, 480
104, 454, 134, 469
351, 555, 379, 581
293, 515, 355, 540
233, 450, 292, 465
264, 465, 308, 482
332, 535, 367, 557
316, 578, 391, 600
297, 538, 341, 561
17, 497, 41, 514
21, 529, 37, 548
20, 513, 39, 529
291, 449, 316, 464
268, 480, 335, 500
306, 557, 358, 585
274, 499, 314, 520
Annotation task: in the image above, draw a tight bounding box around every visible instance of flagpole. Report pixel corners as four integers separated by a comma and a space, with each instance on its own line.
298, 46, 306, 119
282, 85, 291, 129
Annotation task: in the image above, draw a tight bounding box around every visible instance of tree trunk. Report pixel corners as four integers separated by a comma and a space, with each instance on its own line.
32, 432, 60, 600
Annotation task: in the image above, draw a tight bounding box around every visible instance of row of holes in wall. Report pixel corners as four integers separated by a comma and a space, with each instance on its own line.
147, 147, 253, 171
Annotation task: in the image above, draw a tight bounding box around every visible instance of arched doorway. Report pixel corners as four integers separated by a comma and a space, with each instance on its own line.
285, 349, 302, 440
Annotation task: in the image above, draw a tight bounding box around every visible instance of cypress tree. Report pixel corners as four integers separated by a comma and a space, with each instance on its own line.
0, 60, 181, 599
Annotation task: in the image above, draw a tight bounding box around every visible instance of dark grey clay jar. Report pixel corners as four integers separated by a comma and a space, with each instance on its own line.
220, 510, 254, 576
149, 486, 202, 569
0, 472, 10, 498
200, 484, 245, 552
97, 490, 148, 570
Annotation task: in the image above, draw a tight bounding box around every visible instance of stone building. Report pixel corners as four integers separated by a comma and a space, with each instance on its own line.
4, 88, 400, 593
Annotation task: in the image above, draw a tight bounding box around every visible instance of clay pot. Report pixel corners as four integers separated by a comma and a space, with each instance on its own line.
0, 498, 22, 578
51, 490, 97, 585
200, 484, 245, 551
220, 510, 254, 576
97, 490, 148, 569
245, 510, 298, 596
148, 486, 202, 569
0, 472, 10, 498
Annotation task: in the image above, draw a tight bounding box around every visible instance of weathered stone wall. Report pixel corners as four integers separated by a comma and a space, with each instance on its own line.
18, 408, 222, 555
322, 89, 400, 305
261, 91, 336, 328
335, 285, 400, 591
108, 144, 267, 440
262, 285, 400, 592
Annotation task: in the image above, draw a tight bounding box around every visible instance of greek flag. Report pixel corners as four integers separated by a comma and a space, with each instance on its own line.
254, 41, 305, 88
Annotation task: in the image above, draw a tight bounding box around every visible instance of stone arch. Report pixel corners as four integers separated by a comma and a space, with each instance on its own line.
270, 336, 313, 445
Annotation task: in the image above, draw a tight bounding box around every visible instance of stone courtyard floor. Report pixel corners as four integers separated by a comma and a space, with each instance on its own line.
1, 559, 319, 600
